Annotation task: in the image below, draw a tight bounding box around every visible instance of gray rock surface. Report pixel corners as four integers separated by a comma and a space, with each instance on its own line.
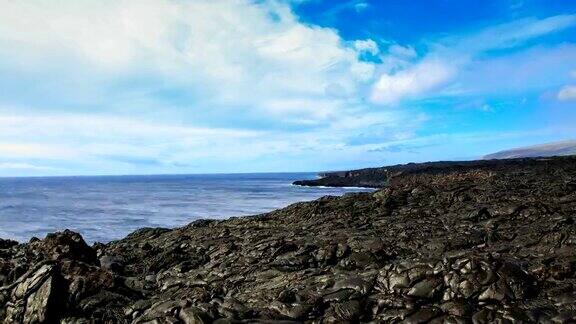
1, 156, 576, 323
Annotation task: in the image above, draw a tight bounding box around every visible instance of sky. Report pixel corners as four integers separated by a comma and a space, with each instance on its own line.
0, 0, 575, 176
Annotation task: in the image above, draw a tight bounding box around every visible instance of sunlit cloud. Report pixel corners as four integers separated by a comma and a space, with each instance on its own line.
369, 14, 576, 104
558, 85, 576, 101
370, 59, 456, 104
0, 0, 375, 119
0, 0, 574, 175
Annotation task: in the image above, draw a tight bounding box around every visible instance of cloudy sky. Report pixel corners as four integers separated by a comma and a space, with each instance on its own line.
0, 0, 575, 176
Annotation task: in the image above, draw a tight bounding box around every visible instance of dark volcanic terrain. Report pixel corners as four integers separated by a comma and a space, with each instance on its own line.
1, 156, 576, 323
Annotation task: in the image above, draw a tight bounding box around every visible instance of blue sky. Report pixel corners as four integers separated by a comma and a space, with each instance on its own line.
0, 0, 575, 176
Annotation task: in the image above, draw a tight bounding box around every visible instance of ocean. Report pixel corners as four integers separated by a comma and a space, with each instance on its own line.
0, 173, 372, 243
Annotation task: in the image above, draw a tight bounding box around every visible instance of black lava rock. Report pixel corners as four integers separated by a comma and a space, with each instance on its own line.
1, 156, 576, 323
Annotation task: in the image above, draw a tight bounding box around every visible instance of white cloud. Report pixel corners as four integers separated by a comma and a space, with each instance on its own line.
0, 163, 57, 171
558, 85, 576, 101
354, 39, 379, 55
0, 0, 375, 119
0, 106, 424, 175
0, 1, 574, 175
370, 59, 456, 104
1, 3, 572, 111
0, 143, 75, 160
369, 14, 576, 105
449, 44, 576, 97
388, 44, 417, 59
0, 113, 262, 160
454, 14, 576, 52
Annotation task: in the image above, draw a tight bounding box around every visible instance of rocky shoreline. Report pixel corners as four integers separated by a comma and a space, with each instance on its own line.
1, 156, 575, 323
292, 157, 572, 188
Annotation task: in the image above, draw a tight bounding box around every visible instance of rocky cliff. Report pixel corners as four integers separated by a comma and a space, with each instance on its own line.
292, 157, 573, 188
1, 156, 575, 323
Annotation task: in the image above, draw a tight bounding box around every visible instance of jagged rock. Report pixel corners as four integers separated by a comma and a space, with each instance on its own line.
28, 230, 97, 264
0, 239, 18, 250
1, 156, 576, 322
325, 300, 361, 322
179, 306, 209, 323
404, 307, 441, 323
23, 269, 58, 323
333, 276, 373, 296
407, 277, 443, 298
5, 264, 63, 323
99, 255, 125, 273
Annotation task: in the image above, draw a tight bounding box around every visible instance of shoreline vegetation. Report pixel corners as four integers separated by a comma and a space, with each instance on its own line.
1, 156, 575, 322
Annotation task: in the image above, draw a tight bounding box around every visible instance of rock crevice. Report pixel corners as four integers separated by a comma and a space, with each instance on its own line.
1, 157, 575, 323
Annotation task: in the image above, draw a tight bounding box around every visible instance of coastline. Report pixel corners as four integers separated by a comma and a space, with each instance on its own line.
292, 156, 575, 189
0, 173, 368, 244
290, 183, 377, 190
0, 156, 575, 322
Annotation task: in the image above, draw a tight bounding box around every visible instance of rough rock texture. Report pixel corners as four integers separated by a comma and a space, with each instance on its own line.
1, 156, 576, 323
292, 156, 575, 188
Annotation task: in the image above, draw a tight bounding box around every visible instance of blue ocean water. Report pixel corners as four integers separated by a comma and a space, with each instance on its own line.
0, 173, 372, 243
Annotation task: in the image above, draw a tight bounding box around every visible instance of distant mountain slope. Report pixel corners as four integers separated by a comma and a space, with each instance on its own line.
484, 140, 576, 159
